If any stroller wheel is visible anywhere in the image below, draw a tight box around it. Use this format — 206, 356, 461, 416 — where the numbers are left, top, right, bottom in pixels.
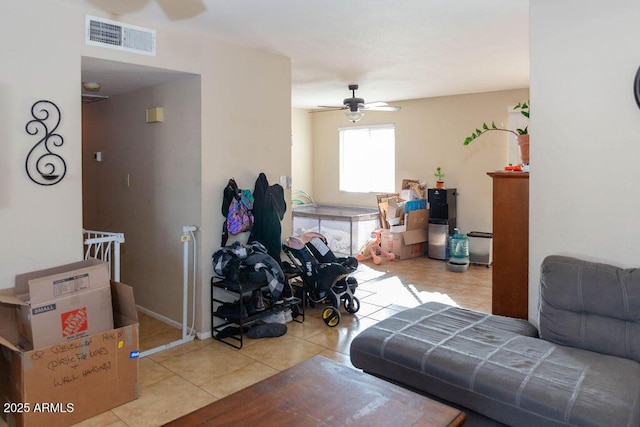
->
322, 307, 341, 327
344, 296, 360, 314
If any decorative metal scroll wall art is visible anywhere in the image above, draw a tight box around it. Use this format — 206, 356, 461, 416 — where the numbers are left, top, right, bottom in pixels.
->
24, 100, 66, 185
635, 66, 640, 110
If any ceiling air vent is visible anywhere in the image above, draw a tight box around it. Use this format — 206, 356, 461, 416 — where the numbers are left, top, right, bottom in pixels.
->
85, 15, 156, 56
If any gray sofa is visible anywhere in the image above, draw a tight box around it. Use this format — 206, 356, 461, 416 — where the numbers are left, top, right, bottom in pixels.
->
350, 255, 640, 426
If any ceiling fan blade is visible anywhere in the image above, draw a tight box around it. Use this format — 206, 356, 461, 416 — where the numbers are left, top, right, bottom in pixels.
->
363, 105, 401, 112
85, 0, 147, 14
157, 0, 207, 20
362, 101, 388, 108
82, 93, 110, 104
316, 105, 348, 111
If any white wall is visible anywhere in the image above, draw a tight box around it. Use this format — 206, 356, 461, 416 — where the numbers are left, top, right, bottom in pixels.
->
311, 89, 529, 235
529, 0, 640, 322
0, 0, 291, 336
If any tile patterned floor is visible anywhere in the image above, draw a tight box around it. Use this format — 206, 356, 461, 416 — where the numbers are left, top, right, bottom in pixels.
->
1, 257, 491, 427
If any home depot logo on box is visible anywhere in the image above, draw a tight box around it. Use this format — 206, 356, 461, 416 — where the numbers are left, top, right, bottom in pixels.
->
61, 307, 89, 337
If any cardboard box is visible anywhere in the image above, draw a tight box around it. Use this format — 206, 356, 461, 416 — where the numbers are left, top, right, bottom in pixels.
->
377, 194, 404, 229
385, 197, 406, 223
380, 208, 429, 259
381, 228, 429, 259
400, 179, 426, 200
405, 208, 428, 231
0, 280, 139, 427
0, 259, 114, 350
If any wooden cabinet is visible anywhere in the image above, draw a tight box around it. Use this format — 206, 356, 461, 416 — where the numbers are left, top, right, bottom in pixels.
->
487, 172, 528, 319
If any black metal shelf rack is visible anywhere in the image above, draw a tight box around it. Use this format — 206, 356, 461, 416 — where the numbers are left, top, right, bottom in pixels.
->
211, 276, 304, 349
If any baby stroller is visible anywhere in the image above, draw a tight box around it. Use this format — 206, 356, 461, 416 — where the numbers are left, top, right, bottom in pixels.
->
282, 231, 359, 327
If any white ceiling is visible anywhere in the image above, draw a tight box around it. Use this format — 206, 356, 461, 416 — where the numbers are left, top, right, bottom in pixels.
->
72, 0, 530, 109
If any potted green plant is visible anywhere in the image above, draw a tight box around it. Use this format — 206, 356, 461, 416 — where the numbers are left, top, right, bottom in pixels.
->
463, 102, 530, 164
434, 166, 445, 188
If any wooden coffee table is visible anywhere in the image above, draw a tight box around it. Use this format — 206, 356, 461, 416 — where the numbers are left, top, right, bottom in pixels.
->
163, 355, 466, 426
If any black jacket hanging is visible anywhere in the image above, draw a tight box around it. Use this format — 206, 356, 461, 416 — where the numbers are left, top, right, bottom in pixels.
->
249, 173, 286, 263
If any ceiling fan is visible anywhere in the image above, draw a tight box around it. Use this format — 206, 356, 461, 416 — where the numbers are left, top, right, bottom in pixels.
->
85, 0, 207, 21
317, 84, 401, 122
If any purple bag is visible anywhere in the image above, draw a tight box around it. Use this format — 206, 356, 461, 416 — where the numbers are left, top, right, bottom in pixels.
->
227, 189, 254, 234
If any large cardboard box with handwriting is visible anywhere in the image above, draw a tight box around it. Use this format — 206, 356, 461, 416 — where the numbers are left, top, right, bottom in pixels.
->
1, 259, 114, 349
0, 280, 139, 427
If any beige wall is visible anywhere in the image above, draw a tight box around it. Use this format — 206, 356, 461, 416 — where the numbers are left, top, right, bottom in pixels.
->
83, 77, 201, 324
291, 108, 314, 208
310, 89, 529, 234
0, 0, 291, 336
0, 0, 83, 286
529, 0, 640, 323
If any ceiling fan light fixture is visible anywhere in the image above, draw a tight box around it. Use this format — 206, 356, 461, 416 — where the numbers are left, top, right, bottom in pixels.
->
83, 81, 101, 92
345, 110, 364, 123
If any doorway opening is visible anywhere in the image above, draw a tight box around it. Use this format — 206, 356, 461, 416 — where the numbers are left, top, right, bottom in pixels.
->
81, 56, 202, 355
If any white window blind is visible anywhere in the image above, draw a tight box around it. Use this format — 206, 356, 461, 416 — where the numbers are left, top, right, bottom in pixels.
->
339, 125, 395, 193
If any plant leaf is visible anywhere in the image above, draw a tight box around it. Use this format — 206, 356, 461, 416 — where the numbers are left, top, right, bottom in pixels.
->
491, 121, 497, 129
482, 123, 489, 130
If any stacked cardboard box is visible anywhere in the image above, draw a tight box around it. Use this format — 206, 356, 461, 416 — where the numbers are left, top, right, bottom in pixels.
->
0, 259, 139, 427
376, 180, 430, 260
399, 179, 426, 201
381, 208, 429, 259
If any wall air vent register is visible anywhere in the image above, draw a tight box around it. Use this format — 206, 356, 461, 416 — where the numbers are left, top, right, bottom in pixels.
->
85, 15, 156, 56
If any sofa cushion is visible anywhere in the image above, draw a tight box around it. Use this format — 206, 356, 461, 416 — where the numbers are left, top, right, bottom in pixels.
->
350, 302, 640, 427
540, 255, 640, 362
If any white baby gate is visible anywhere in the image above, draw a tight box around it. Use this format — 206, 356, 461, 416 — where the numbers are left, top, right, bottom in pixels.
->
83, 229, 125, 281
83, 227, 199, 358
83, 225, 199, 357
